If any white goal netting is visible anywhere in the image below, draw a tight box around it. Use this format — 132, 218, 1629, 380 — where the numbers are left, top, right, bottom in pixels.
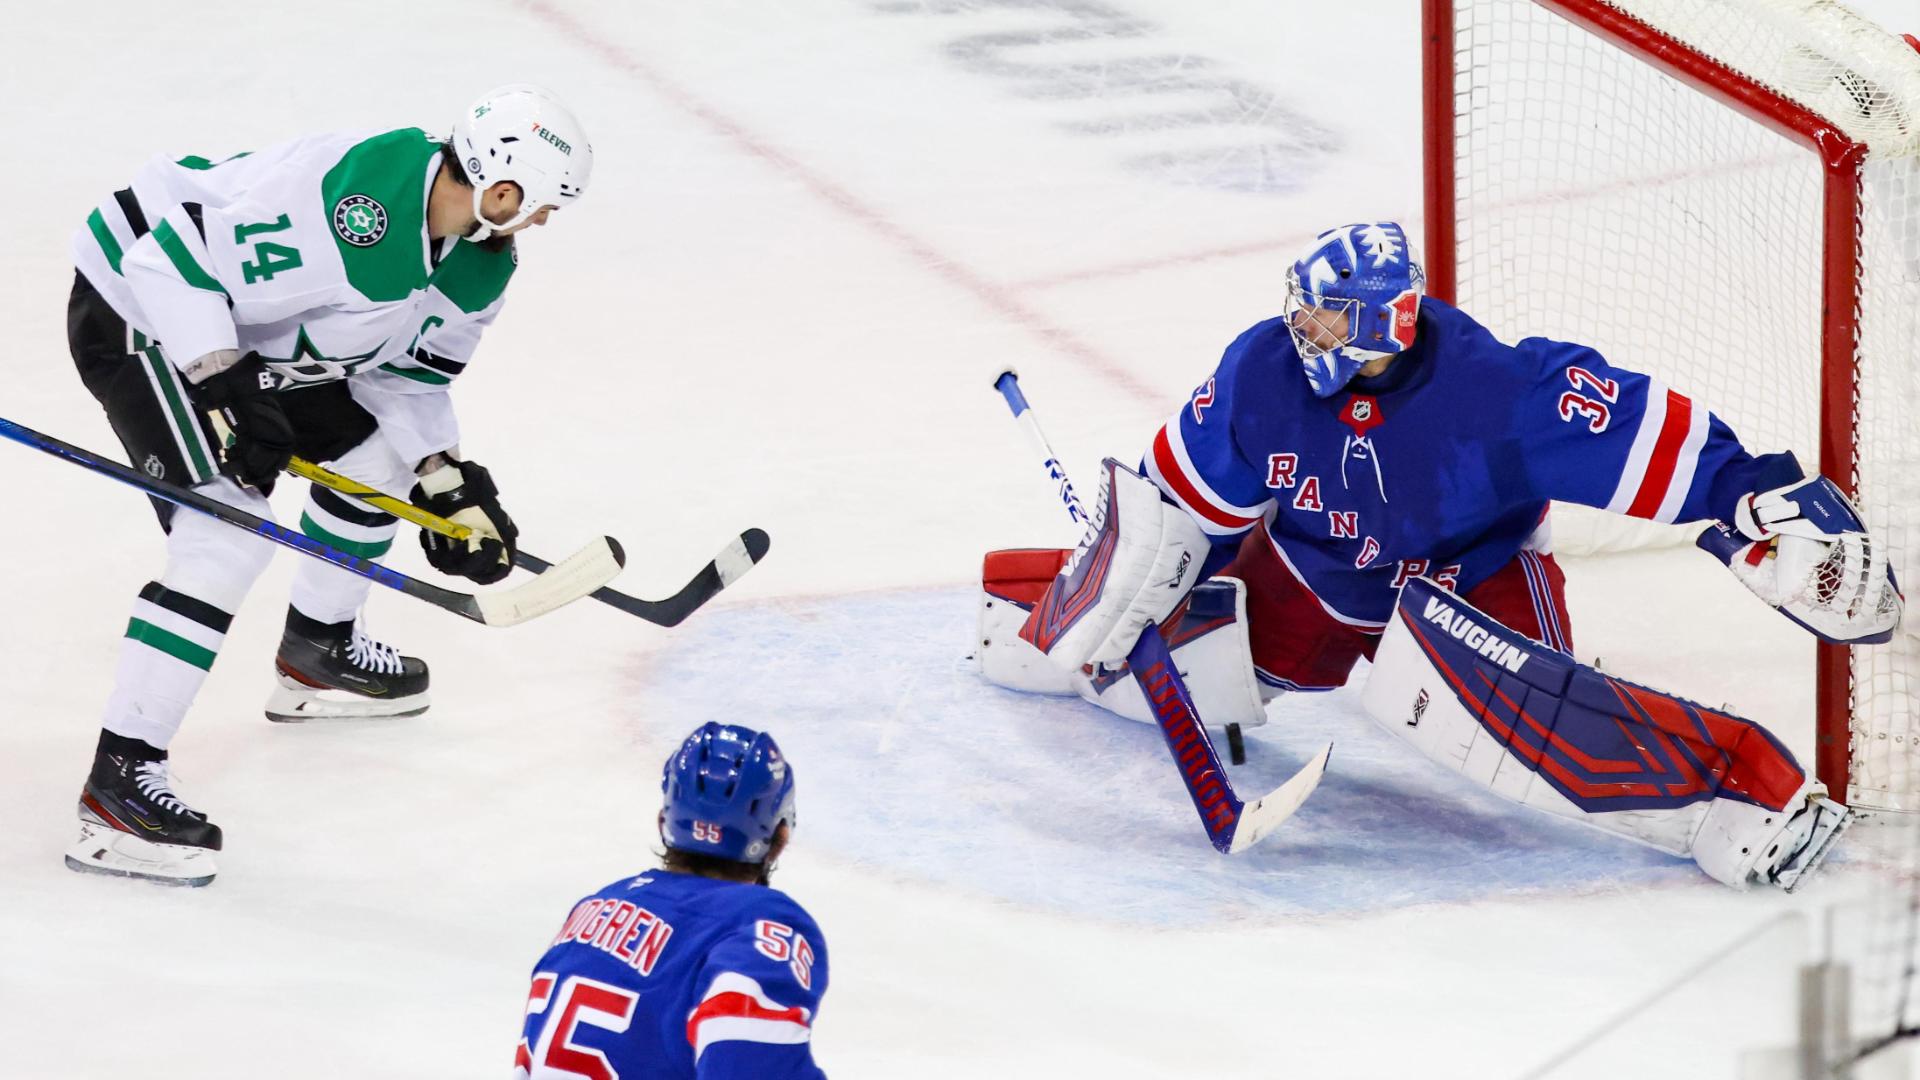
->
1440, 0, 1920, 811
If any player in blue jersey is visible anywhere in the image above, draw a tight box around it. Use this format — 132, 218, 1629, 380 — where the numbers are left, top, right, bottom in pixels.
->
514, 723, 828, 1079
978, 222, 1899, 888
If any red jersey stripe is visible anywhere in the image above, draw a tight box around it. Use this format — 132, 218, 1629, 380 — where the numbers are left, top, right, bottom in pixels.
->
1624, 390, 1694, 519
1151, 426, 1259, 531
685, 990, 810, 1048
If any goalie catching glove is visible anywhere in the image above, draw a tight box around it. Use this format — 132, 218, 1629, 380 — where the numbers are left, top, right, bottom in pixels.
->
1699, 474, 1903, 645
411, 458, 519, 585
1018, 459, 1212, 671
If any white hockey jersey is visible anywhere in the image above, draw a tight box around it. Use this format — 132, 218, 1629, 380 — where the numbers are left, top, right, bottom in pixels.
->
72, 127, 516, 463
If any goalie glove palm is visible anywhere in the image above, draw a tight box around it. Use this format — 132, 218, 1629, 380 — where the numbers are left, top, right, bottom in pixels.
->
411, 459, 519, 585
1702, 475, 1903, 645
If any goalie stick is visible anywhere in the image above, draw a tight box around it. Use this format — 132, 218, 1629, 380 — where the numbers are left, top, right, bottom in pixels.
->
0, 417, 623, 628
285, 456, 770, 628
992, 369, 1331, 854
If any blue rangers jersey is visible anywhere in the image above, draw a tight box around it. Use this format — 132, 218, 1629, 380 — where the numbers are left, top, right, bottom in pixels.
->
1144, 298, 1802, 632
515, 870, 828, 1080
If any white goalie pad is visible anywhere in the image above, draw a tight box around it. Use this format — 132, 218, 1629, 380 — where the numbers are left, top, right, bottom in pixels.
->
1018, 459, 1212, 672
977, 551, 1268, 728
1069, 578, 1269, 730
977, 579, 1077, 695
1361, 578, 1838, 890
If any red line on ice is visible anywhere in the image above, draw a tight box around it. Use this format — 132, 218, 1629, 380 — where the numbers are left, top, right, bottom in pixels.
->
514, 0, 1160, 404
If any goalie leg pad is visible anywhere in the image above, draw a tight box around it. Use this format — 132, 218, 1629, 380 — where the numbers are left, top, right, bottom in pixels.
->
978, 549, 1077, 695
1019, 459, 1211, 671
979, 551, 1268, 726
1363, 577, 1825, 888
1071, 577, 1270, 730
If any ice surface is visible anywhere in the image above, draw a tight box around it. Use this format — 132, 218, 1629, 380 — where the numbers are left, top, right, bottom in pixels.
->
2, 0, 1915, 1077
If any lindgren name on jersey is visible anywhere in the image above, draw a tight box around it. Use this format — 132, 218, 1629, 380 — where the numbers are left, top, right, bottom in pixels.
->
1419, 593, 1528, 674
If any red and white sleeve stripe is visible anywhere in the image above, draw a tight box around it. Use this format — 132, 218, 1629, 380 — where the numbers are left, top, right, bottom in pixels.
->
1602, 381, 1709, 523
1144, 420, 1268, 537
685, 972, 813, 1061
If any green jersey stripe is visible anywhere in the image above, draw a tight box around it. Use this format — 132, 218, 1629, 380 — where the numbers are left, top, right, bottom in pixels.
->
126, 617, 218, 671
152, 220, 229, 296
300, 512, 395, 558
135, 334, 217, 482
87, 209, 125, 274
376, 361, 451, 386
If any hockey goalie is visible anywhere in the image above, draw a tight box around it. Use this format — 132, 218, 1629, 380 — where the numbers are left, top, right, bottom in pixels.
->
979, 221, 1903, 890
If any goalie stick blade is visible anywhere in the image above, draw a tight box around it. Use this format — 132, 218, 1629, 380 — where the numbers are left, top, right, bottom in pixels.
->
470, 537, 625, 627
1226, 742, 1333, 855
511, 528, 769, 627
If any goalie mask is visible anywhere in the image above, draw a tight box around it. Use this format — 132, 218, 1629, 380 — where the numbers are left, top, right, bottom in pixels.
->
1284, 222, 1425, 398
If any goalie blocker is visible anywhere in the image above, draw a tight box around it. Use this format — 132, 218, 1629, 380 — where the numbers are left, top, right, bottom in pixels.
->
1364, 577, 1851, 891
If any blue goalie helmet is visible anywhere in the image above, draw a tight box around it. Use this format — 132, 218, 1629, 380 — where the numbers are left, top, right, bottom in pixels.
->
1283, 222, 1425, 398
660, 722, 797, 863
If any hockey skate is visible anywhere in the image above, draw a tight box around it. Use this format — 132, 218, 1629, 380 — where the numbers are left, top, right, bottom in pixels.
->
66, 733, 221, 887
1763, 790, 1855, 893
265, 608, 430, 722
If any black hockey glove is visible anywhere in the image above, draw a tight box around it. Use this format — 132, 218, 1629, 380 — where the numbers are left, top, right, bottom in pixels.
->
193, 354, 293, 495
410, 459, 519, 585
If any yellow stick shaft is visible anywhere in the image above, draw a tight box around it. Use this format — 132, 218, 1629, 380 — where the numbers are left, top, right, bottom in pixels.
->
285, 456, 474, 541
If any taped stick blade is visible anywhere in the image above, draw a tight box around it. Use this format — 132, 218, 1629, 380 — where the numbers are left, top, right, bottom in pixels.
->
473, 536, 624, 627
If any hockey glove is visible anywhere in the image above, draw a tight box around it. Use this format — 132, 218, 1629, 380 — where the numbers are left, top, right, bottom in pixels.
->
1700, 475, 1903, 644
410, 459, 518, 585
192, 353, 294, 495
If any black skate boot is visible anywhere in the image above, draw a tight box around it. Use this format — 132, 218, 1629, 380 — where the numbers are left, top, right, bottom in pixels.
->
67, 730, 221, 887
265, 607, 430, 722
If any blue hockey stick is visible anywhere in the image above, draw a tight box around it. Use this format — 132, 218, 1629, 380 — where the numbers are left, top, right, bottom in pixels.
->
0, 416, 624, 628
991, 370, 1330, 853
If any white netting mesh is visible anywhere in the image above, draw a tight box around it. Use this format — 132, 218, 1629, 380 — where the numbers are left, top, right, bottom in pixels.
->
1446, 0, 1920, 811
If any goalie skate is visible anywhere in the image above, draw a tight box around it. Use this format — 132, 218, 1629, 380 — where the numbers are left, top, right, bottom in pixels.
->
265, 610, 429, 722
1765, 792, 1855, 894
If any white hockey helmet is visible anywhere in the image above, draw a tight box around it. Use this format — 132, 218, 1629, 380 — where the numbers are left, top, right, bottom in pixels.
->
449, 83, 594, 242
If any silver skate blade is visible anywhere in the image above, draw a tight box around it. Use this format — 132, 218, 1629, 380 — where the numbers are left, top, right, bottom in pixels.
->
66, 821, 216, 887
264, 674, 431, 723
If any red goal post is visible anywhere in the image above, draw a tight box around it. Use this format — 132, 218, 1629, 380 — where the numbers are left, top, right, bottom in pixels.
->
1422, 0, 1920, 811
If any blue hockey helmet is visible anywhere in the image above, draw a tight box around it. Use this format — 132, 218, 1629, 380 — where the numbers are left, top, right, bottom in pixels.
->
660, 722, 796, 863
1283, 222, 1425, 397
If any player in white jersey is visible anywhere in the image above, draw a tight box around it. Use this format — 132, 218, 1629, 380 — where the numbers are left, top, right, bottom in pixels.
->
64, 85, 593, 886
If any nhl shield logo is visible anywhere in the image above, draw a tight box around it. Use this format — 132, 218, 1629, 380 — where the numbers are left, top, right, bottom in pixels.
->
143, 454, 165, 479
332, 194, 388, 247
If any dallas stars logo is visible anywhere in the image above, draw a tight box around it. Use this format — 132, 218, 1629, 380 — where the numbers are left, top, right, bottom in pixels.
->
258, 325, 384, 385
332, 194, 388, 247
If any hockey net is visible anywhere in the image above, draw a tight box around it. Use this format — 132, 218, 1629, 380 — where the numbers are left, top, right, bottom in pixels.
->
1424, 0, 1920, 813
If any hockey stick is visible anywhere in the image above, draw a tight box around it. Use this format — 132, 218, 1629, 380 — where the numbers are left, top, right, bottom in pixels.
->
285, 456, 769, 628
0, 417, 623, 628
992, 369, 1331, 854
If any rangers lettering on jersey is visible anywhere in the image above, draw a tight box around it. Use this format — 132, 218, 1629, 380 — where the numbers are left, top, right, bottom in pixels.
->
1139, 297, 1802, 629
